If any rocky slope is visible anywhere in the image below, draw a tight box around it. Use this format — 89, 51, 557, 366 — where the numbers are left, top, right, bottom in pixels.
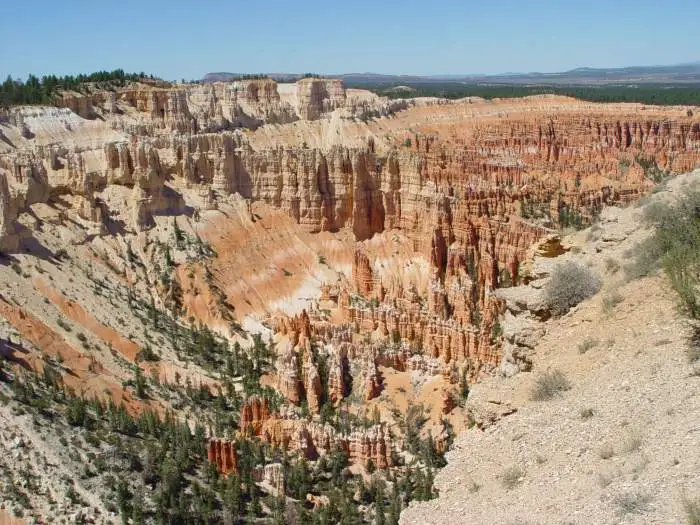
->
401, 171, 700, 524
0, 75, 699, 523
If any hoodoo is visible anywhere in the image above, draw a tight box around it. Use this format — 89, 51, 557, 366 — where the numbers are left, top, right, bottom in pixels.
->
1, 57, 700, 524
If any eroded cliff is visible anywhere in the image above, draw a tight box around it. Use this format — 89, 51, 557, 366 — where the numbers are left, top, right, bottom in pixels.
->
1, 78, 700, 522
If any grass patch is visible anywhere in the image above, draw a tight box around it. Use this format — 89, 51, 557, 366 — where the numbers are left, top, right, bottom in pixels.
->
578, 336, 599, 354
580, 407, 595, 419
682, 494, 700, 525
602, 291, 624, 314
530, 369, 571, 401
498, 465, 525, 490
614, 492, 651, 516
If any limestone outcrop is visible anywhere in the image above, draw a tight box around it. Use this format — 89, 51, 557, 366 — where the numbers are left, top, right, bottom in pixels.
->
295, 78, 346, 120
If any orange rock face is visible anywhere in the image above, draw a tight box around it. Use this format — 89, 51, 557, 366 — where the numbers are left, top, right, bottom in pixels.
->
207, 439, 238, 474
6, 83, 700, 485
325, 345, 348, 406
239, 396, 270, 434
352, 249, 375, 296
258, 418, 394, 469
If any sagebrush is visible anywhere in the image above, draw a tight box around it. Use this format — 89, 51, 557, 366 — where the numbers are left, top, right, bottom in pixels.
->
544, 261, 601, 315
530, 369, 571, 401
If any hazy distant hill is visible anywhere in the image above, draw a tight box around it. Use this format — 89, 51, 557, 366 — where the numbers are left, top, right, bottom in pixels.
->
468, 62, 700, 85
203, 62, 700, 85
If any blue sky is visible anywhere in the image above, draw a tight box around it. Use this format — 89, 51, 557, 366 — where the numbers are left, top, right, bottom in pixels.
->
2, 0, 699, 81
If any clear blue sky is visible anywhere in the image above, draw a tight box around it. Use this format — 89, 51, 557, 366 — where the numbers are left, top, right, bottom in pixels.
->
2, 0, 699, 81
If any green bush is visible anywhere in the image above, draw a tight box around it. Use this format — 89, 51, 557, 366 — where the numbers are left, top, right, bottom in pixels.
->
627, 187, 700, 318
543, 261, 601, 315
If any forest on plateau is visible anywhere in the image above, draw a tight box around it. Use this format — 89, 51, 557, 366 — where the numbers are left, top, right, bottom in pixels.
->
351, 82, 700, 106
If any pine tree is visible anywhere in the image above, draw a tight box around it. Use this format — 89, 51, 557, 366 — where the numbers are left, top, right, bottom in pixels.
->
388, 482, 401, 525
273, 493, 287, 525
116, 479, 132, 524
134, 366, 147, 399
374, 480, 386, 525
224, 473, 242, 519
131, 488, 145, 525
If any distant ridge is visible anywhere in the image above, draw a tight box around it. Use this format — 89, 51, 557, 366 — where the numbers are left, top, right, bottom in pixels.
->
203, 62, 700, 85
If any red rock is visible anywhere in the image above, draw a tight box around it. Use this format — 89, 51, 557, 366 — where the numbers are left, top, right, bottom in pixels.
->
239, 395, 270, 434
207, 439, 238, 474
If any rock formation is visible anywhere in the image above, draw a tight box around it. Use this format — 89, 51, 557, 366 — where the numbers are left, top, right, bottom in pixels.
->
4, 79, 700, 490
239, 396, 271, 434
207, 439, 238, 474
295, 78, 346, 120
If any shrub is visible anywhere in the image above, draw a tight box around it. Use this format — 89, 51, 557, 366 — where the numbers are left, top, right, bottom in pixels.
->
602, 292, 624, 314
682, 494, 700, 525
604, 257, 620, 274
543, 261, 601, 315
686, 325, 700, 362
530, 369, 571, 401
498, 465, 525, 490
578, 337, 599, 354
621, 430, 643, 454
614, 492, 651, 516
580, 407, 594, 419
56, 317, 72, 332
597, 443, 615, 459
627, 187, 700, 318
136, 345, 160, 362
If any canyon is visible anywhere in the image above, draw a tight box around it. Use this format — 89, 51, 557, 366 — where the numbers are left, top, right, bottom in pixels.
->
0, 75, 699, 523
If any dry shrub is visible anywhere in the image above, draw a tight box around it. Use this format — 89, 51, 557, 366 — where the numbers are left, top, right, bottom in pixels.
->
530, 369, 571, 401
498, 465, 525, 490
683, 494, 700, 525
544, 262, 601, 315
